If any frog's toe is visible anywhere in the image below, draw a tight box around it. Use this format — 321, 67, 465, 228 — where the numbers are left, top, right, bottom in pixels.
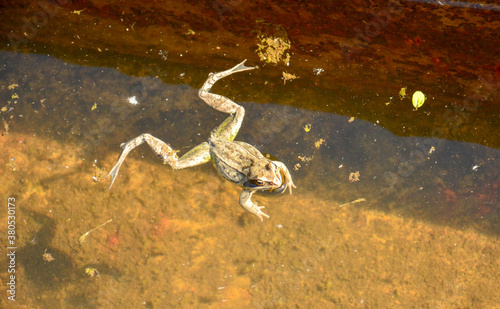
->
256, 206, 270, 222
231, 59, 257, 73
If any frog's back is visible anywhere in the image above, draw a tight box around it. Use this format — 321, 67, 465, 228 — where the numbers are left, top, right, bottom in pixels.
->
208, 138, 244, 185
208, 138, 263, 184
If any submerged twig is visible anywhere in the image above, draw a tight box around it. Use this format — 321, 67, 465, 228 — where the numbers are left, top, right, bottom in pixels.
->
79, 219, 113, 244
338, 198, 366, 208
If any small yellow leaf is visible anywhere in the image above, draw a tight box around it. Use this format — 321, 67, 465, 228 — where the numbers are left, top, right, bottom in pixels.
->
412, 91, 426, 110
91, 103, 97, 111
303, 123, 312, 132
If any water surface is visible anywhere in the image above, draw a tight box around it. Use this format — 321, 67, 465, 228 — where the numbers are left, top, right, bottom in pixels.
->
0, 0, 499, 307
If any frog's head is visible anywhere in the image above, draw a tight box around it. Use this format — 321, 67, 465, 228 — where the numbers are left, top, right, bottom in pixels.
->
243, 160, 296, 195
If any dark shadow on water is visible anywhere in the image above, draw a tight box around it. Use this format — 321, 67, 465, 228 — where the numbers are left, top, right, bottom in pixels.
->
1, 50, 498, 237
17, 210, 74, 290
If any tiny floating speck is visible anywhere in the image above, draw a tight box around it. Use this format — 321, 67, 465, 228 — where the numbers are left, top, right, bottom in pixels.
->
313, 68, 324, 75
127, 96, 139, 105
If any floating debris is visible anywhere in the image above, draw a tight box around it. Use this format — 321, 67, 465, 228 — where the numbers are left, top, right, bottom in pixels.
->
127, 96, 139, 105
85, 267, 100, 278
303, 123, 312, 132
72, 9, 85, 15
349, 171, 360, 182
159, 50, 168, 60
313, 68, 324, 75
255, 23, 291, 65
399, 87, 407, 100
92, 161, 107, 183
315, 138, 326, 149
91, 103, 97, 111
6, 157, 16, 171
282, 72, 298, 84
7, 84, 18, 90
42, 249, 55, 262
412, 91, 426, 110
298, 155, 313, 162
348, 117, 355, 123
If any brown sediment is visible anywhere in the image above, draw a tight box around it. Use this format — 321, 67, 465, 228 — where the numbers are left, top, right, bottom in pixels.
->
1, 131, 499, 307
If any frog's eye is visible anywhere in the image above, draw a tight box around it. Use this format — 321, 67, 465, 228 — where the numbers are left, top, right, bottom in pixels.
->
253, 179, 264, 186
246, 179, 265, 187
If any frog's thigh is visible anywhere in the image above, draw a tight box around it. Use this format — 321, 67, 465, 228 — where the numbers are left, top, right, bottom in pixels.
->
174, 142, 211, 169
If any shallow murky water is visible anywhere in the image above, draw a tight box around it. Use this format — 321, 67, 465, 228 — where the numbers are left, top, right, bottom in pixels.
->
0, 1, 499, 308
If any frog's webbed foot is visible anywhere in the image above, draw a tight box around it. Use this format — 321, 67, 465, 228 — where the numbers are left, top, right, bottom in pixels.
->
108, 133, 210, 189
227, 59, 258, 75
239, 189, 270, 222
108, 133, 177, 189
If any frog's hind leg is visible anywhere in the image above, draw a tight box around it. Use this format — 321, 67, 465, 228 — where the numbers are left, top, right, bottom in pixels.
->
108, 133, 210, 189
199, 60, 257, 140
209, 114, 240, 141
198, 59, 256, 115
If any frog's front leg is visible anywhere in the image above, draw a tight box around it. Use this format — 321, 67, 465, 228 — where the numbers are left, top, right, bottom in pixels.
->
239, 189, 270, 222
108, 133, 210, 189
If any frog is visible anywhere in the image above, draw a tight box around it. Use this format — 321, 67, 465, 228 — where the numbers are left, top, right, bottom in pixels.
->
108, 60, 295, 221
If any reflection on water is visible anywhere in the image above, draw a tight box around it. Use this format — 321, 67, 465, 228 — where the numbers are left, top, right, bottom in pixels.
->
1, 49, 499, 307
404, 0, 500, 11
